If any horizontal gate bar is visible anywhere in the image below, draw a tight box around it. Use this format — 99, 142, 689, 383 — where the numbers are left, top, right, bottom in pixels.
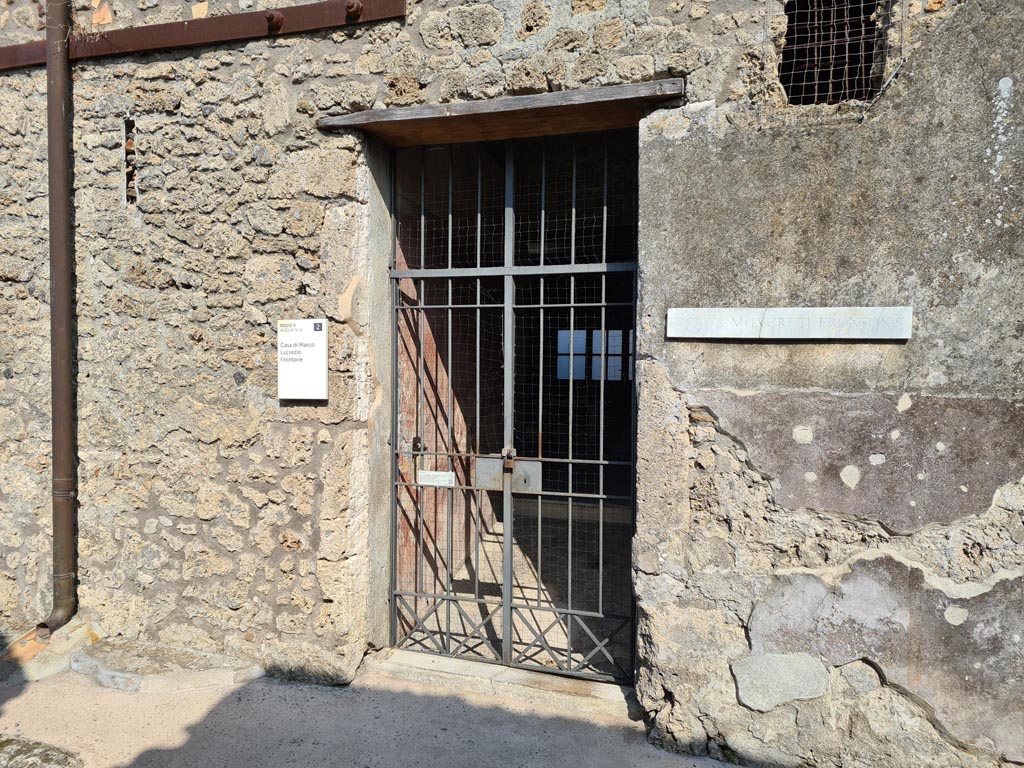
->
394, 482, 632, 502
509, 604, 631, 620
395, 302, 636, 310
390, 262, 638, 279
394, 592, 503, 607
394, 450, 632, 466
397, 591, 628, 621
0, 0, 405, 72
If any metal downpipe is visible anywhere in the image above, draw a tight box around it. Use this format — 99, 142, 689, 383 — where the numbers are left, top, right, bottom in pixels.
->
38, 0, 77, 640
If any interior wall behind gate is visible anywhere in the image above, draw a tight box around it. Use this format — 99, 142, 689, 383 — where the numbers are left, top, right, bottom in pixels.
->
634, 1, 1024, 765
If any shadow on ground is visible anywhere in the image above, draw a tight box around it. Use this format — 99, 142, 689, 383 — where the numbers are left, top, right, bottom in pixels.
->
0, 630, 84, 767
117, 674, 679, 768
0, 643, 798, 768
0, 632, 24, 710
0, 649, 750, 768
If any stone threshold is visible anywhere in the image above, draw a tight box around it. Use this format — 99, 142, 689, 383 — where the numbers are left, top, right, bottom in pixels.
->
361, 649, 641, 717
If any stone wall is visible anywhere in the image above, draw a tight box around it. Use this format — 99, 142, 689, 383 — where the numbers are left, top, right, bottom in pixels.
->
0, 47, 394, 680
0, 69, 49, 628
0, 0, 1017, 765
0, 0, 792, 679
635, 0, 1023, 764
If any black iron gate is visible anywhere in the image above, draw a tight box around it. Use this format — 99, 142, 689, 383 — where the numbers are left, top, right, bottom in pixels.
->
390, 131, 637, 682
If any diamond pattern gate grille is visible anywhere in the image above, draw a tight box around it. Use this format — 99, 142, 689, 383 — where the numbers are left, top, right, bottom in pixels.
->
391, 131, 638, 682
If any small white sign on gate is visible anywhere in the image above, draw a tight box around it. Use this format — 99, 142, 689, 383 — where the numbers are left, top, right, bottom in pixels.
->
277, 318, 328, 400
418, 470, 456, 488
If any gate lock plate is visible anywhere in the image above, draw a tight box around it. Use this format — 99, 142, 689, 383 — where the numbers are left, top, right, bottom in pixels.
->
475, 455, 542, 493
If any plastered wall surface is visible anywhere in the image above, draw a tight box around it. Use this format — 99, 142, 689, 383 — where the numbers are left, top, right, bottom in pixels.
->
636, 0, 1023, 763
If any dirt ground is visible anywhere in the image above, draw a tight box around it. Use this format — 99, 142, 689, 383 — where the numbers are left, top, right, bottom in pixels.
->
0, 655, 729, 768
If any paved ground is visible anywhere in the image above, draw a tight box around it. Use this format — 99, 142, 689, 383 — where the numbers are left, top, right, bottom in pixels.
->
0, 651, 727, 768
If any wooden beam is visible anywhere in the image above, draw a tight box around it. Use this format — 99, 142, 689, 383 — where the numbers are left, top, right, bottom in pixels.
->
316, 79, 684, 145
0, 0, 406, 73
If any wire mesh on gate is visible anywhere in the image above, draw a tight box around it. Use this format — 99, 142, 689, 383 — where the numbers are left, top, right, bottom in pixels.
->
776, 0, 903, 107
390, 133, 639, 681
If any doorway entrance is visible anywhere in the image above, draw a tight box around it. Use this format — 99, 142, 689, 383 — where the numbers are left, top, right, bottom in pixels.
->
390, 130, 638, 682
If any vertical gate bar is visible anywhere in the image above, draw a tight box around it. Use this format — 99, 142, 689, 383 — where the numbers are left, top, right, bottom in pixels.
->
446, 307, 454, 652
390, 145, 400, 647
538, 143, 546, 459
475, 146, 482, 455
540, 141, 546, 267
389, 150, 399, 646
598, 282, 606, 617
474, 149, 483, 610
570, 142, 577, 266
567, 275, 575, 668
602, 135, 608, 264
536, 296, 544, 606
419, 146, 425, 270
538, 294, 544, 461
538, 140, 546, 459
629, 270, 639, 677
536, 298, 544, 607
813, 0, 822, 103
475, 291, 481, 603
445, 147, 454, 652
476, 147, 482, 271
535, 498, 542, 608
416, 148, 426, 606
448, 147, 453, 270
598, 138, 608, 617
501, 141, 515, 666
841, 0, 849, 103
475, 486, 482, 604
537, 138, 546, 611
417, 305, 425, 598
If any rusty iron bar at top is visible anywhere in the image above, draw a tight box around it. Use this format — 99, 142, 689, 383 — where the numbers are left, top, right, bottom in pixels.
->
0, 0, 405, 73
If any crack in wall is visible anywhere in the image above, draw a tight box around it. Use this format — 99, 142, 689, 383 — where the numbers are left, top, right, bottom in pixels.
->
634, 359, 1023, 766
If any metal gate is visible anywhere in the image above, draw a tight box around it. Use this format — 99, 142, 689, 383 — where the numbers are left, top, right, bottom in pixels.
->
390, 131, 637, 682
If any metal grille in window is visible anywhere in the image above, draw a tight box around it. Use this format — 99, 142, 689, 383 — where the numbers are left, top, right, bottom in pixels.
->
779, 0, 898, 105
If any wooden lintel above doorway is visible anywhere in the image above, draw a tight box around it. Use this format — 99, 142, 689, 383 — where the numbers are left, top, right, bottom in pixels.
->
315, 79, 684, 146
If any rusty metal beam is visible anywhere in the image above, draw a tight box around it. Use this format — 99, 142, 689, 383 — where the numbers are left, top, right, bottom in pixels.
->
0, 0, 405, 73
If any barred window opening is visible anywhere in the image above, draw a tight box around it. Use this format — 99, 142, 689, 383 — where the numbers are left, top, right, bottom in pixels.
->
779, 0, 893, 105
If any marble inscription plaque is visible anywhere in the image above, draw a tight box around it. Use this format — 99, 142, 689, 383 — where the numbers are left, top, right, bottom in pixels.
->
666, 307, 913, 341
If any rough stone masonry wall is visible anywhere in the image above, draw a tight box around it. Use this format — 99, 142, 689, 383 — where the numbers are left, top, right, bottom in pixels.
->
0, 0, 818, 677
0, 0, 994, 737
635, 0, 1023, 765
0, 53, 391, 681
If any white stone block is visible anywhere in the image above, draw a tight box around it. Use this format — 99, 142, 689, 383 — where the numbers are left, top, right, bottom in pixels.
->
666, 306, 913, 341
